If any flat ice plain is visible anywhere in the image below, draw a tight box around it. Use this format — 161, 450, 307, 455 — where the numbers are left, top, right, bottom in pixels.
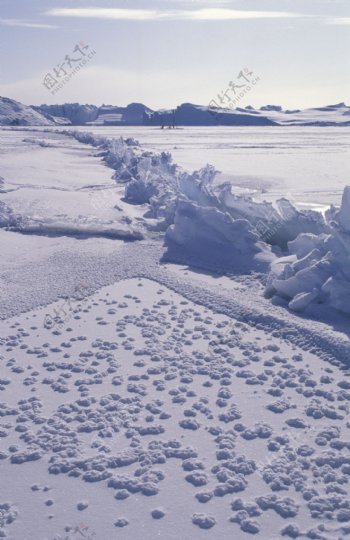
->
0, 126, 349, 540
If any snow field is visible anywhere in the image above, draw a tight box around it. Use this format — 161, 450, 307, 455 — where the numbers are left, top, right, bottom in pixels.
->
0, 279, 350, 539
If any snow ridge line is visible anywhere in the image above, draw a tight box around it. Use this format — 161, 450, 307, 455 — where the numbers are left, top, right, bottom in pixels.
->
1, 242, 349, 369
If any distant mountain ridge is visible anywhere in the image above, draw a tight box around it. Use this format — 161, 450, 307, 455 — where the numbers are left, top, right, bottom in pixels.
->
143, 102, 350, 127
1, 96, 349, 127
33, 102, 153, 126
143, 103, 276, 126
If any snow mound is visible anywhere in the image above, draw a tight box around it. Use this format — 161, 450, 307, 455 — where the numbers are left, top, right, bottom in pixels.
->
64, 129, 340, 274
265, 186, 350, 315
98, 131, 328, 250
66, 130, 218, 231
164, 200, 272, 272
60, 130, 349, 290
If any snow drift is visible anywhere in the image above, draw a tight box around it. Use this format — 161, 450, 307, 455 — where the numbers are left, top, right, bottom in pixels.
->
58, 130, 348, 314
265, 186, 350, 315
80, 130, 275, 271
164, 200, 273, 272
64, 130, 333, 274
216, 185, 328, 248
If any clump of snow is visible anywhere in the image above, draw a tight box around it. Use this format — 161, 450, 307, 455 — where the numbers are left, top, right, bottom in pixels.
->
0, 201, 23, 229
192, 513, 216, 529
265, 186, 350, 316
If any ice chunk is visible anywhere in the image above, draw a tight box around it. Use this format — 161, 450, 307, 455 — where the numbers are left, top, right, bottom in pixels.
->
266, 187, 350, 316
288, 289, 320, 312
217, 186, 327, 248
164, 200, 273, 272
337, 185, 350, 232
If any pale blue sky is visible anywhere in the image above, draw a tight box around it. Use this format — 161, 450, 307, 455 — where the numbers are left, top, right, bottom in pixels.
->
0, 0, 349, 108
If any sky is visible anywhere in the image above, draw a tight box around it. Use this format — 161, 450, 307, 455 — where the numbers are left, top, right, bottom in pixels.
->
0, 0, 349, 109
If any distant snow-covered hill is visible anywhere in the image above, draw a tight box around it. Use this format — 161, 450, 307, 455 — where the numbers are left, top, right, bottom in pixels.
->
144, 102, 350, 127
0, 96, 54, 126
259, 102, 350, 126
1, 96, 349, 126
34, 102, 152, 126
144, 103, 277, 126
33, 103, 99, 125
89, 102, 153, 125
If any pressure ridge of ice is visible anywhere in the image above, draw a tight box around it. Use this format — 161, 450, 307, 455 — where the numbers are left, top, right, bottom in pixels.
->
57, 130, 349, 318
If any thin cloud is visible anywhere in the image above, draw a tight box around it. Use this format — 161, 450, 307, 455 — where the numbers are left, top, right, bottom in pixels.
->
46, 8, 160, 21
0, 18, 58, 29
45, 8, 301, 21
185, 9, 300, 20
327, 17, 350, 24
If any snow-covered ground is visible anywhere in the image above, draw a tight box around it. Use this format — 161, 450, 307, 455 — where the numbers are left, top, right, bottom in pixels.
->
0, 127, 349, 540
0, 130, 144, 240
